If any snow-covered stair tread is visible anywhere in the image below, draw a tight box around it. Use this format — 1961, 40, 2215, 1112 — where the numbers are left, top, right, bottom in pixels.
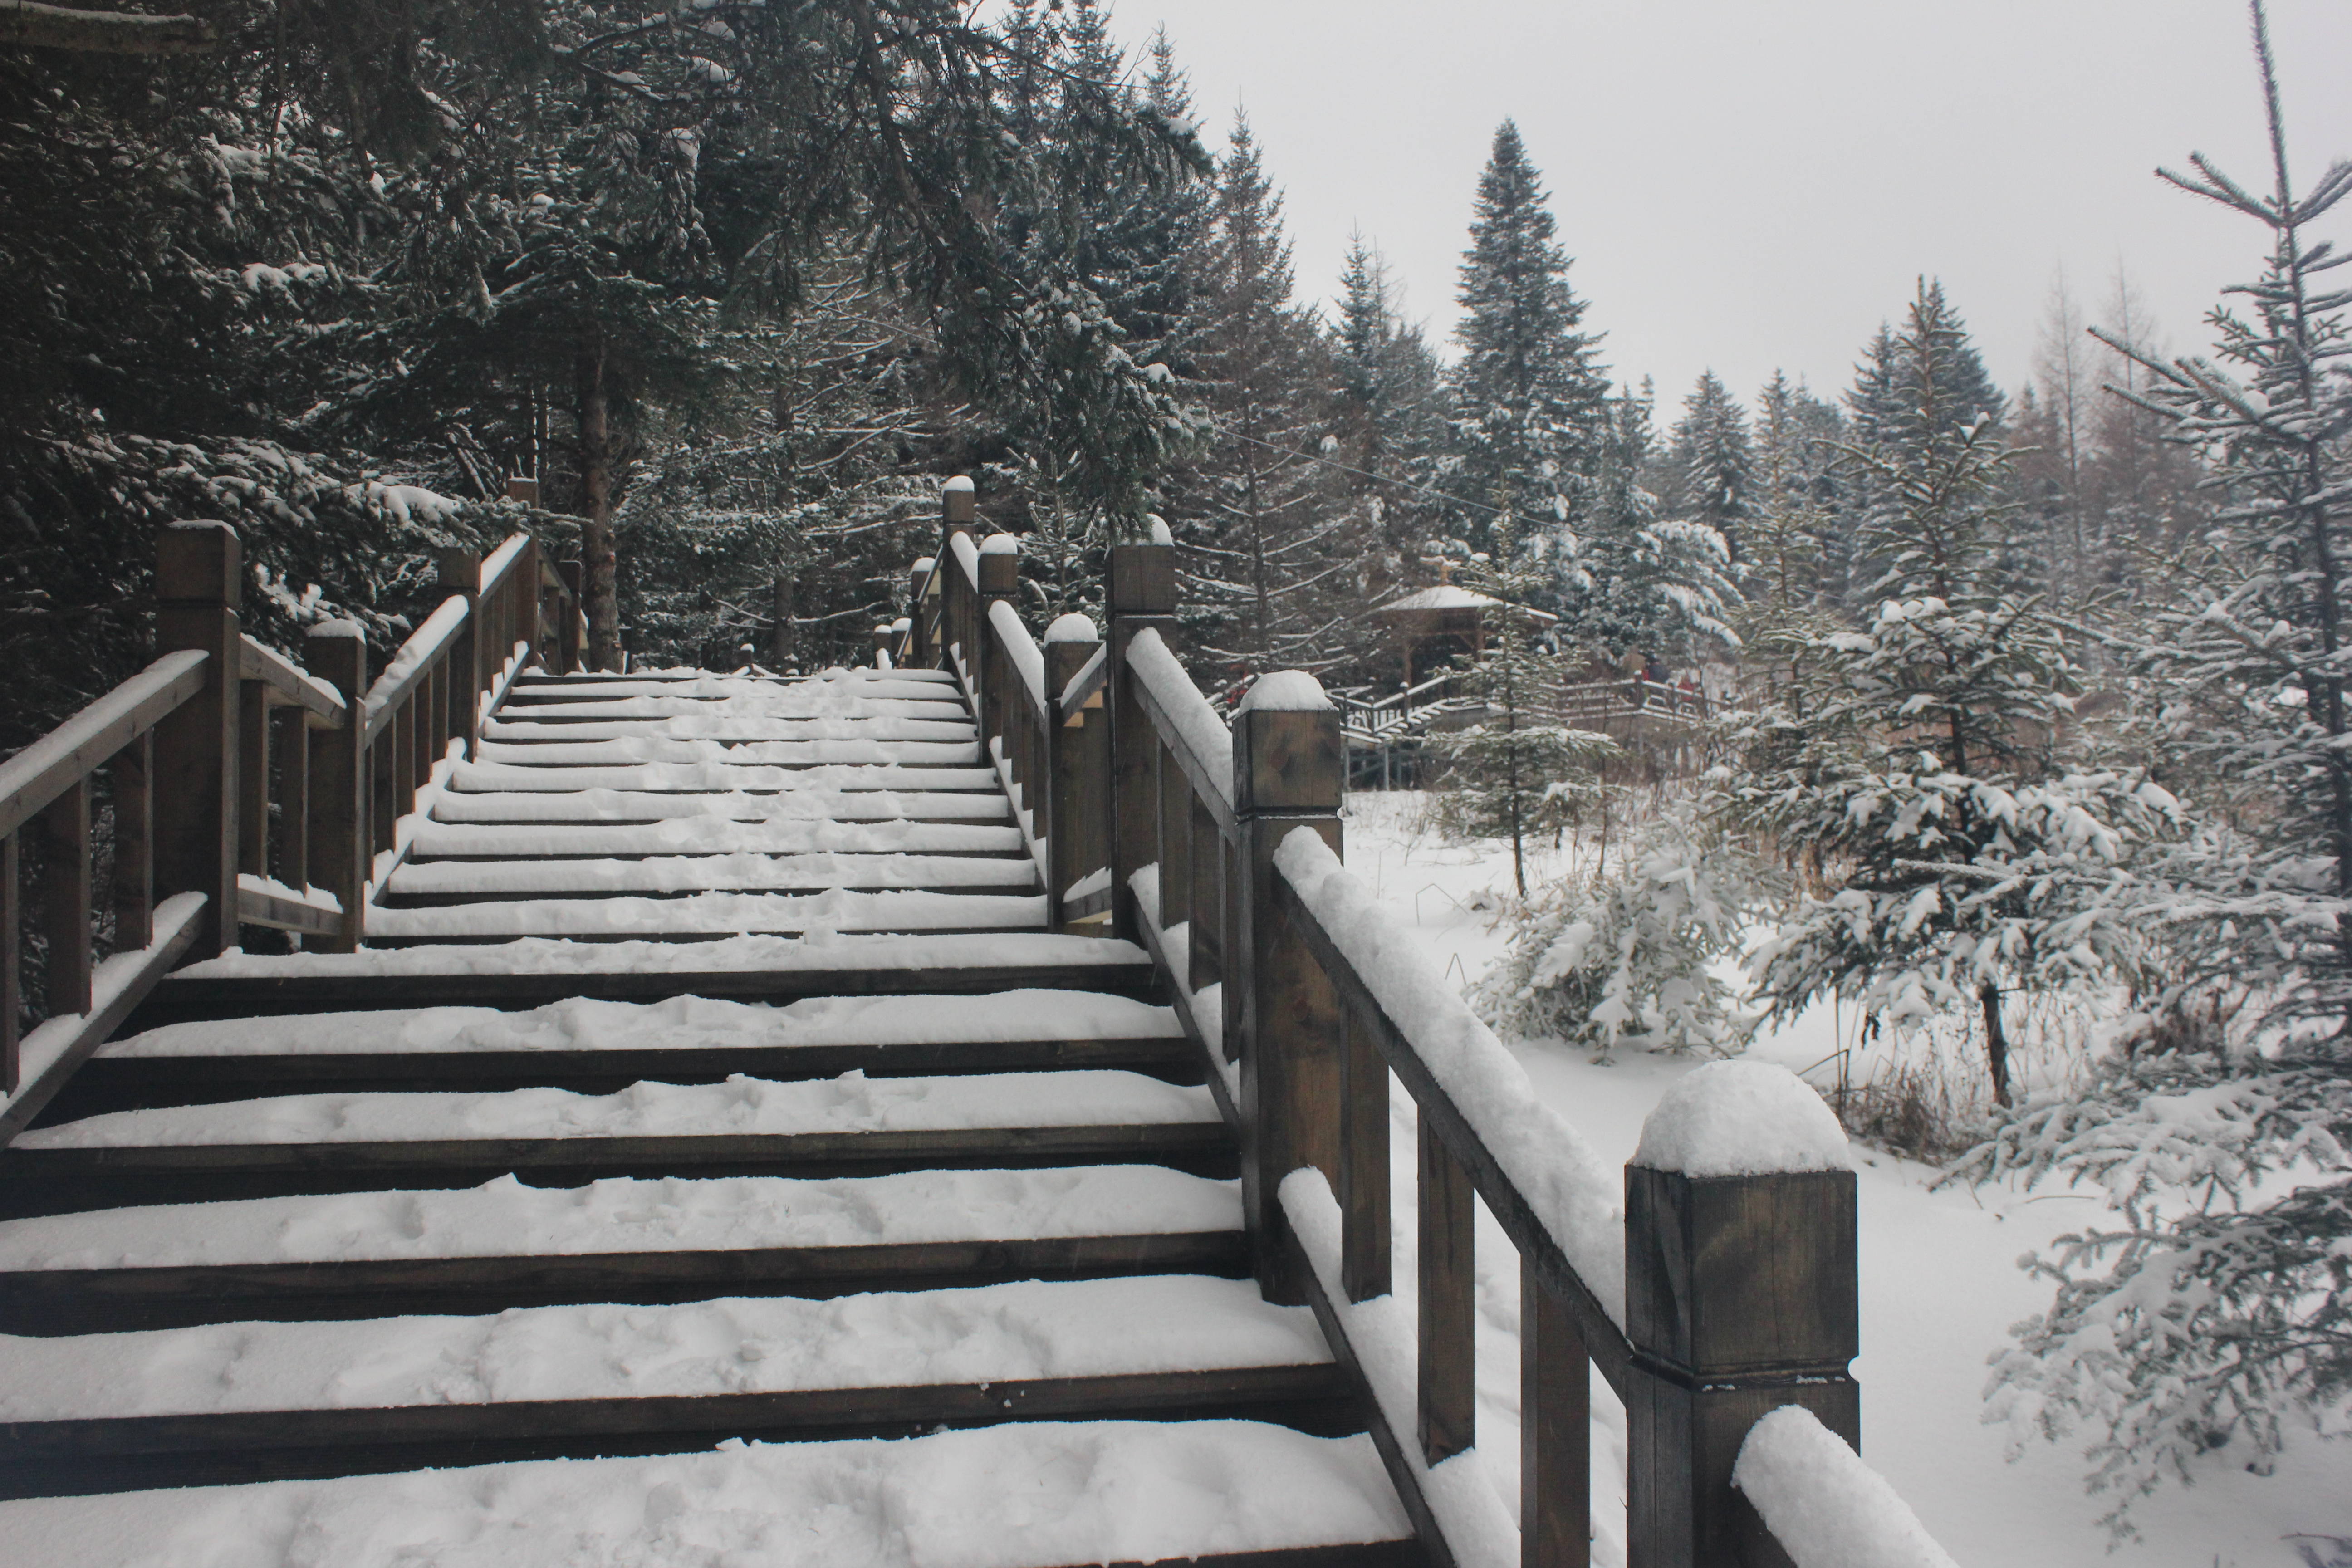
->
172, 932, 1147, 979
0, 1277, 1323, 1422
0, 1421, 1411, 1568
428, 787, 1012, 823
449, 760, 998, 793
484, 714, 977, 742
406, 817, 1026, 858
0, 1166, 1240, 1271
385, 852, 1038, 898
17, 1070, 1216, 1148
476, 737, 986, 767
362, 888, 1047, 940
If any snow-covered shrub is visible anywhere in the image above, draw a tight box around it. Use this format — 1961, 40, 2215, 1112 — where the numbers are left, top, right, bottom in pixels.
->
1474, 810, 1766, 1056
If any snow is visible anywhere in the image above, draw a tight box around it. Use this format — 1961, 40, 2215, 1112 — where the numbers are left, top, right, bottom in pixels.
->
504, 686, 958, 718
1148, 513, 1174, 545
1733, 1406, 1958, 1568
98, 991, 1180, 1061
0, 1421, 1406, 1568
386, 851, 1037, 897
1237, 670, 1333, 714
21, 1069, 1214, 1150
428, 786, 1011, 825
1043, 612, 1098, 644
474, 735, 984, 767
404, 817, 1023, 858
978, 533, 1018, 556
0, 894, 205, 1130
173, 931, 1150, 979
1377, 585, 1512, 615
361, 887, 1048, 939
447, 760, 997, 794
1632, 1061, 1852, 1177
0, 1166, 1239, 1271
1127, 629, 1233, 802
475, 534, 529, 592
942, 474, 975, 494
235, 872, 341, 913
308, 618, 365, 641
1063, 866, 1112, 903
0, 1276, 1319, 1422
1274, 824, 1625, 1323
1059, 643, 1107, 707
988, 598, 1045, 705
950, 530, 980, 585
485, 713, 975, 741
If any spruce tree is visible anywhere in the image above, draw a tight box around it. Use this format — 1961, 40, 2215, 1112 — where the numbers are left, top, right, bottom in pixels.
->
1665, 370, 1756, 561
1568, 382, 1742, 666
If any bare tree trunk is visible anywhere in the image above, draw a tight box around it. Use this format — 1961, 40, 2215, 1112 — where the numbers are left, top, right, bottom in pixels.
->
574, 339, 623, 672
1979, 981, 2012, 1108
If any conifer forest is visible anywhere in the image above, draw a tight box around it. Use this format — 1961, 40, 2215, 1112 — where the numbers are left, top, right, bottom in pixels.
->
3, 0, 2351, 1563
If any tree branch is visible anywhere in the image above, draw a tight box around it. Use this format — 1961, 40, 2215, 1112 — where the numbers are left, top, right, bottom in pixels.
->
0, 0, 214, 54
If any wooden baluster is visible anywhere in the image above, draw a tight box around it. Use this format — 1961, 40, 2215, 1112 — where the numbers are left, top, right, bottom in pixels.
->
113, 733, 152, 951
442, 549, 483, 757
770, 573, 795, 673
307, 624, 369, 952
1418, 1120, 1475, 1465
1157, 739, 1190, 933
1624, 1080, 1860, 1568
237, 679, 269, 880
151, 521, 242, 959
908, 562, 934, 667
41, 779, 91, 1017
371, 706, 395, 856
1106, 530, 1176, 942
1, 831, 16, 1092
1339, 1009, 1391, 1302
1229, 673, 1344, 1303
1044, 623, 1104, 931
1188, 792, 1221, 994
559, 559, 583, 676
392, 690, 415, 820
976, 536, 1017, 760
1524, 1269, 1591, 1568
270, 710, 306, 898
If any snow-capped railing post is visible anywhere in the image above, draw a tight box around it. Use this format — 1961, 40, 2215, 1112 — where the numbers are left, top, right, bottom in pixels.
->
905, 564, 933, 666
1105, 520, 1177, 942
1230, 671, 1344, 1303
152, 521, 243, 960
975, 533, 1020, 772
305, 623, 368, 953
1043, 615, 1108, 931
1623, 1063, 1860, 1568
871, 622, 894, 669
437, 548, 482, 758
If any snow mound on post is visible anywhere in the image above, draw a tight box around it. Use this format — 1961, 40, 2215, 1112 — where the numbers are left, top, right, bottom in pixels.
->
1147, 513, 1173, 544
942, 474, 975, 493
979, 533, 1019, 556
309, 618, 366, 640
1238, 671, 1331, 714
1272, 826, 1624, 1323
1044, 613, 1100, 644
1633, 1061, 1849, 1177
1732, 1406, 1959, 1568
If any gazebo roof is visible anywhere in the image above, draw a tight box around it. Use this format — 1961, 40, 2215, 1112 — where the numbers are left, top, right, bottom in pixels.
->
1375, 585, 1558, 623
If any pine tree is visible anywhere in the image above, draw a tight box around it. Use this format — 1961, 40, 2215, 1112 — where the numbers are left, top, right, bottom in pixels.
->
1446, 121, 1610, 562
1565, 382, 1742, 666
1665, 371, 1756, 561
1966, 8, 2352, 1519
1328, 235, 1449, 577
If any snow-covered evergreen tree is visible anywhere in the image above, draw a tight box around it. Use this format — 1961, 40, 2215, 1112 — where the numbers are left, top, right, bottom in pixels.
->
1565, 383, 1743, 666
1665, 371, 1756, 561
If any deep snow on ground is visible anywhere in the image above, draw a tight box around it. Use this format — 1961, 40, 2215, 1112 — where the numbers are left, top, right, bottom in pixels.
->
1338, 788, 2352, 1568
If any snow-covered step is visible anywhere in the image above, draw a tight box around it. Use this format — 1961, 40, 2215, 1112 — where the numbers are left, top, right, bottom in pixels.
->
404, 816, 1028, 861
482, 714, 979, 743
1, 1068, 1230, 1215
0, 1420, 1413, 1565
446, 760, 1000, 794
64, 992, 1192, 1117
474, 736, 986, 768
135, 934, 1159, 1026
0, 1278, 1348, 1497
361, 887, 1049, 944
0, 1166, 1247, 1334
428, 786, 1013, 824
382, 851, 1039, 903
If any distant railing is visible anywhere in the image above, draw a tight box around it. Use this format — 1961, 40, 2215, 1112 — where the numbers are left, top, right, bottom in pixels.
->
896, 479, 1950, 1568
0, 520, 581, 1140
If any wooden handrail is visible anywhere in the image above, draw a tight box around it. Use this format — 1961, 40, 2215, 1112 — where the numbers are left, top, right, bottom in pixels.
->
477, 532, 531, 598
1058, 643, 1108, 720
361, 594, 468, 745
0, 650, 206, 838
987, 598, 1047, 720
239, 635, 346, 726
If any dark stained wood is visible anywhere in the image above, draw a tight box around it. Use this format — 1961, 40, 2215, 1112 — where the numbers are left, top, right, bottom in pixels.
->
1188, 791, 1221, 994
39, 779, 91, 1018
303, 627, 369, 953
1416, 1119, 1475, 1466
1339, 1010, 1391, 1304
2, 831, 16, 1093
1523, 1270, 1590, 1568
1158, 736, 1191, 929
150, 521, 242, 958
233, 882, 342, 938
236, 677, 269, 879
0, 1122, 1236, 1217
0, 1228, 1252, 1335
269, 706, 306, 895
0, 1363, 1359, 1499
110, 733, 153, 952
440, 548, 483, 758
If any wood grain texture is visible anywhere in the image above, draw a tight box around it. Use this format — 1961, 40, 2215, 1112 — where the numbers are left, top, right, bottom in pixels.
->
1416, 1120, 1474, 1467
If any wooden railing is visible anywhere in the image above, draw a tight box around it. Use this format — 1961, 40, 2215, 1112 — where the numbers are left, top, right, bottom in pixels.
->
1, 519, 580, 1140
897, 478, 1952, 1568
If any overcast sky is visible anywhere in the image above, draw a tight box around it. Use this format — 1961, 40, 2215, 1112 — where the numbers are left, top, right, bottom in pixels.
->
1127, 0, 2352, 417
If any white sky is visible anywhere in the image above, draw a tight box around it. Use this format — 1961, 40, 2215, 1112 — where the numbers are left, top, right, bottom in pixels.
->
1128, 0, 2352, 416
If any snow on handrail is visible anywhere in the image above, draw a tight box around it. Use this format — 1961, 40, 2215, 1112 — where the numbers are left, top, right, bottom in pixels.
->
0, 650, 208, 838
362, 594, 469, 742
1273, 823, 1627, 1330
239, 635, 345, 725
1733, 1406, 1960, 1568
988, 598, 1046, 714
476, 532, 530, 597
1058, 642, 1108, 717
949, 529, 981, 588
1126, 627, 1233, 813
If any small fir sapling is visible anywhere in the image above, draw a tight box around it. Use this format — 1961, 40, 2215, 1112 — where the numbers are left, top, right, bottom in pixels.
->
1964, 1, 2352, 1529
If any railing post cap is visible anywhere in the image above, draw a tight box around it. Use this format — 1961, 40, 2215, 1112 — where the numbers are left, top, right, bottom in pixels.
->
156, 520, 242, 608
943, 476, 977, 527
1632, 1061, 1850, 1179
306, 619, 368, 641
978, 533, 1020, 556
912, 557, 935, 573
943, 475, 975, 494
1147, 514, 1173, 545
892, 617, 912, 634
1236, 670, 1332, 715
1044, 612, 1101, 645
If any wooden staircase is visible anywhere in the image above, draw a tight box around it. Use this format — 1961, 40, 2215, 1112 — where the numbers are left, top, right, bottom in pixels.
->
0, 662, 1412, 1564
